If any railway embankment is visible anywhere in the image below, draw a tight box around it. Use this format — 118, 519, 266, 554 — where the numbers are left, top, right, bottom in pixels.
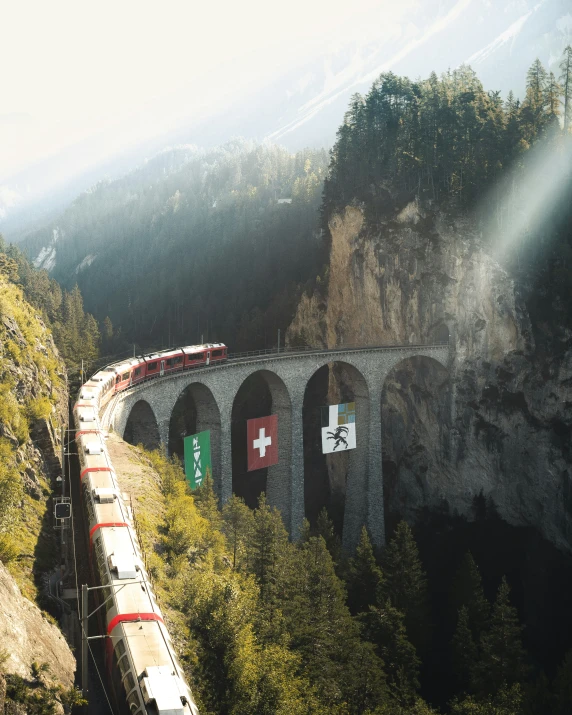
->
104, 433, 193, 661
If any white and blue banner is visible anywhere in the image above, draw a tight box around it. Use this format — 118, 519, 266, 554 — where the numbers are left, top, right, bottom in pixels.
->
321, 402, 356, 453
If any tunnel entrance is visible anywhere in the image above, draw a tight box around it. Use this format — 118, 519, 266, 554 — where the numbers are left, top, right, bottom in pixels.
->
123, 400, 160, 450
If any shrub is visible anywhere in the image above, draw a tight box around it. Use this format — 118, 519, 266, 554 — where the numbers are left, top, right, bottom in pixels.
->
27, 396, 52, 422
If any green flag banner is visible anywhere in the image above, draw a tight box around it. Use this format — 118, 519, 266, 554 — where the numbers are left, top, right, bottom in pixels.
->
183, 430, 212, 490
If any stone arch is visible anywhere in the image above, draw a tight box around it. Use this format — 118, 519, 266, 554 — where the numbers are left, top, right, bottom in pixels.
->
123, 399, 160, 450
380, 354, 450, 537
303, 360, 370, 551
168, 382, 222, 486
231, 369, 292, 523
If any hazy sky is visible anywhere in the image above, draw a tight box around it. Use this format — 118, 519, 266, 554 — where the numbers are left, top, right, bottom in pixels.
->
1, 0, 420, 182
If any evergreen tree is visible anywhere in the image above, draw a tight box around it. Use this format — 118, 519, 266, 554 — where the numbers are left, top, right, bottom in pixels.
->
522, 58, 549, 139
193, 470, 222, 530
381, 521, 429, 652
346, 525, 384, 614
362, 600, 421, 708
451, 606, 478, 692
450, 683, 523, 715
222, 495, 254, 570
544, 72, 563, 122
284, 535, 387, 713
560, 45, 572, 132
451, 552, 490, 640
315, 507, 342, 565
102, 316, 114, 353
473, 577, 528, 696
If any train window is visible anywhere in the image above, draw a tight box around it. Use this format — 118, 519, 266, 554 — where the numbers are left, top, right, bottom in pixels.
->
118, 652, 130, 678
127, 690, 140, 712
122, 372, 130, 381
212, 349, 222, 357
123, 671, 136, 694
174, 356, 182, 364
193, 353, 204, 361
166, 358, 172, 367
116, 376, 121, 384
134, 367, 141, 377
115, 639, 126, 660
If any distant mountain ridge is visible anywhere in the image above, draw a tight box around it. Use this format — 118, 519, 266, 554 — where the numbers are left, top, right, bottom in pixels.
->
2, 0, 569, 238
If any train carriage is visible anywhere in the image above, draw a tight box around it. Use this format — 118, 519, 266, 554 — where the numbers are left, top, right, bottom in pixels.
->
73, 342, 228, 713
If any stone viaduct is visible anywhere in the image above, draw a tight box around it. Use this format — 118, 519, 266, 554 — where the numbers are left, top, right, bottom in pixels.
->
101, 345, 450, 550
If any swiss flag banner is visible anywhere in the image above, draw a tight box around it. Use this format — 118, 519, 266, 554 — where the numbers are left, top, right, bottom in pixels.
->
247, 415, 278, 472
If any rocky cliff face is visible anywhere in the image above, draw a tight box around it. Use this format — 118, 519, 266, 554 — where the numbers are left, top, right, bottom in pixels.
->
287, 203, 572, 553
0, 277, 75, 695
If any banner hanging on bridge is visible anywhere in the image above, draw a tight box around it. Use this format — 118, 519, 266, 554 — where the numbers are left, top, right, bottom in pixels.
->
321, 402, 356, 453
247, 415, 278, 471
183, 430, 212, 490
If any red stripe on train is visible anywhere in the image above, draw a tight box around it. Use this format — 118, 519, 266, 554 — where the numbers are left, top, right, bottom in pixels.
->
107, 612, 163, 635
80, 466, 113, 481
89, 522, 129, 548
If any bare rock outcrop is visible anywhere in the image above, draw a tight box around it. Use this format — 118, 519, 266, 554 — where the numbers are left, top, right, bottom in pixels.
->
0, 562, 75, 688
287, 203, 572, 552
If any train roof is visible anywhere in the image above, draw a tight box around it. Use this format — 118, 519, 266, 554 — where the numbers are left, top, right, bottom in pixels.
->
181, 343, 226, 354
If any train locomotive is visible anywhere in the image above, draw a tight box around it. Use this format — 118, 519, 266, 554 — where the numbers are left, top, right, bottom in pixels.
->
74, 343, 227, 714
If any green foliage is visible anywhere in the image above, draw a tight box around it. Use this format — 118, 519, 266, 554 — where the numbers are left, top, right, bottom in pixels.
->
27, 396, 53, 421
472, 578, 529, 696
1, 238, 100, 375
451, 552, 490, 640
4, 672, 87, 714
450, 683, 524, 714
452, 606, 479, 692
362, 600, 421, 707
19, 143, 329, 353
0, 438, 23, 537
381, 521, 429, 653
346, 526, 384, 614
222, 495, 255, 570
324, 52, 572, 223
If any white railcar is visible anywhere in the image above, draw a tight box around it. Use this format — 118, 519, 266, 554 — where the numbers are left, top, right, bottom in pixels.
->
73, 382, 198, 715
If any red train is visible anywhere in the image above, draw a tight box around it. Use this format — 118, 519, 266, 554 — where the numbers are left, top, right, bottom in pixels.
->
87, 343, 228, 402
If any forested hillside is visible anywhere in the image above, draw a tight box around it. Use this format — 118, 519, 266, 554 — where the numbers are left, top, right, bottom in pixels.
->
1, 236, 101, 378
129, 448, 572, 715
324, 54, 571, 213
22, 142, 329, 353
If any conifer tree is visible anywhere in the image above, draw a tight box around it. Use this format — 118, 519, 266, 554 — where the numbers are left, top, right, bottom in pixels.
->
362, 600, 421, 707
193, 470, 222, 530
473, 577, 528, 696
544, 72, 563, 121
523, 58, 549, 139
222, 495, 254, 570
451, 606, 478, 692
560, 45, 572, 132
346, 525, 384, 614
381, 521, 429, 652
315, 507, 342, 564
451, 552, 490, 640
284, 535, 387, 712
450, 683, 523, 715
